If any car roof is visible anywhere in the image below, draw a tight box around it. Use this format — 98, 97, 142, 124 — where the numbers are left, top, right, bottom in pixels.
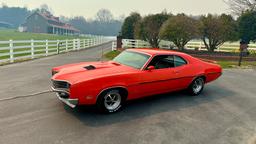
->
127, 48, 187, 56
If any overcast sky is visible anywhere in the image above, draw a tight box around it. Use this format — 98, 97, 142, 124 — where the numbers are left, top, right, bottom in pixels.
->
1, 0, 229, 18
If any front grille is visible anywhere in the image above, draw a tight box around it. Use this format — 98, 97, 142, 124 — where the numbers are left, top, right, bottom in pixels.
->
52, 80, 70, 89
52, 80, 70, 99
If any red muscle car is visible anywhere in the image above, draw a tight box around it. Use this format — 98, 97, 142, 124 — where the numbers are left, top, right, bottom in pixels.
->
51, 48, 222, 113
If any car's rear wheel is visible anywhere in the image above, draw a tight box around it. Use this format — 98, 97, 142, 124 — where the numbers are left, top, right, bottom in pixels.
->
188, 77, 205, 96
96, 89, 126, 113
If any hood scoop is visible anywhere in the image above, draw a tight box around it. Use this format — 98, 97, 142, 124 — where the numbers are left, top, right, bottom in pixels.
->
84, 65, 96, 70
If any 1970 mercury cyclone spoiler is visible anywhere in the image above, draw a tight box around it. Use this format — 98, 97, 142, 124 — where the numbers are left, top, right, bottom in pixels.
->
51, 48, 222, 113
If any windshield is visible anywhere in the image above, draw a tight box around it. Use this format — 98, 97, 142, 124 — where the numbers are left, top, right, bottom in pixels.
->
113, 51, 150, 69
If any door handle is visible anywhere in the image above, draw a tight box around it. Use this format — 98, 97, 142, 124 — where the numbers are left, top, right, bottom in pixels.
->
174, 71, 180, 74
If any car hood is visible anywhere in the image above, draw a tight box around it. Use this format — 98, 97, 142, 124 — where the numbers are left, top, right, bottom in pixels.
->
52, 61, 136, 84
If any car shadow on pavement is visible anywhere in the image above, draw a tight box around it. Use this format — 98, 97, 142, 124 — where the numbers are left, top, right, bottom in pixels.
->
64, 84, 235, 127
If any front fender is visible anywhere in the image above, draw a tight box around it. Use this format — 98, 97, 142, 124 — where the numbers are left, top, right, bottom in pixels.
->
70, 74, 131, 105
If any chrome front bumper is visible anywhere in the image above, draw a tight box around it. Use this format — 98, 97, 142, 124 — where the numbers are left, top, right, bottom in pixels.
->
51, 87, 78, 108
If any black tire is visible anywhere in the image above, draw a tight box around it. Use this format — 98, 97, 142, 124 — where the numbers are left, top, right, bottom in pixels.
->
187, 77, 205, 96
96, 89, 126, 113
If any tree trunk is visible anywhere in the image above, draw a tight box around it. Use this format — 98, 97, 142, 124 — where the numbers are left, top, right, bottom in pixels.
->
149, 38, 159, 48
209, 44, 215, 52
202, 38, 210, 51
173, 40, 185, 51
178, 45, 184, 51
202, 37, 217, 52
179, 43, 185, 51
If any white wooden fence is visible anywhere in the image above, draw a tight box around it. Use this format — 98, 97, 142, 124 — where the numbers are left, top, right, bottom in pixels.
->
112, 39, 171, 50
112, 39, 256, 53
0, 37, 110, 64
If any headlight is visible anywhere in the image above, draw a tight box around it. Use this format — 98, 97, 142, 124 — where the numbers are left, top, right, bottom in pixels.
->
52, 80, 70, 89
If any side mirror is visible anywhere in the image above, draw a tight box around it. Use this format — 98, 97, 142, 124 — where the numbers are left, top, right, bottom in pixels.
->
147, 66, 155, 71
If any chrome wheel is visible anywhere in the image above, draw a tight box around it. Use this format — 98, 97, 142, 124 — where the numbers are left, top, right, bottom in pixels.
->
104, 90, 121, 111
192, 78, 204, 94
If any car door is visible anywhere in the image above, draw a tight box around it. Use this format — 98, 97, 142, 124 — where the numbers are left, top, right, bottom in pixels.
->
133, 55, 178, 98
171, 55, 193, 90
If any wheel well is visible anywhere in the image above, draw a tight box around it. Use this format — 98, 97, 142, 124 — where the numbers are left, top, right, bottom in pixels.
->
97, 87, 128, 100
199, 75, 206, 82
190, 75, 206, 86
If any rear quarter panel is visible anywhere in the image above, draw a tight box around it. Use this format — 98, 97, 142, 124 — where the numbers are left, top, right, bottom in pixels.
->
182, 55, 222, 85
204, 62, 222, 83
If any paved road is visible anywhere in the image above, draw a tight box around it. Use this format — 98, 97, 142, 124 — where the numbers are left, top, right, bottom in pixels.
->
0, 43, 256, 144
0, 43, 112, 99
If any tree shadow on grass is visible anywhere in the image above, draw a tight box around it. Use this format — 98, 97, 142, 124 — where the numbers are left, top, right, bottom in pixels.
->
64, 84, 235, 127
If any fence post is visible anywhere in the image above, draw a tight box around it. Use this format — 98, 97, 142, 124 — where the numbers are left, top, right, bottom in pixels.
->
112, 41, 116, 51
86, 39, 89, 48
57, 40, 60, 54
9, 39, 14, 63
85, 39, 87, 48
83, 39, 86, 48
46, 40, 48, 56
199, 41, 202, 51
31, 39, 34, 59
77, 39, 80, 50
73, 39, 76, 50
65, 40, 68, 52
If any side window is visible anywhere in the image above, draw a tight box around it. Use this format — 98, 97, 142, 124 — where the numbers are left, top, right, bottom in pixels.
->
148, 55, 175, 69
174, 56, 187, 67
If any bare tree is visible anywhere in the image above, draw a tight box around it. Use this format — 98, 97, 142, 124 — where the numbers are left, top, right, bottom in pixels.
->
1, 2, 7, 7
199, 14, 238, 52
37, 4, 54, 14
95, 9, 114, 23
225, 0, 256, 15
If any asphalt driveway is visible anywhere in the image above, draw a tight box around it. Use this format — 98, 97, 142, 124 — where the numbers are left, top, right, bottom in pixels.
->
0, 43, 256, 144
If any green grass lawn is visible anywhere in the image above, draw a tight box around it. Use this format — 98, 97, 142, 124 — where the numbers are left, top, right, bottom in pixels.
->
0, 29, 80, 41
104, 50, 256, 69
217, 61, 256, 69
104, 50, 121, 60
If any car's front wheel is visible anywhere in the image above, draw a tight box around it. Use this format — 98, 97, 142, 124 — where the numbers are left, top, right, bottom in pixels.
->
188, 77, 205, 96
97, 89, 125, 113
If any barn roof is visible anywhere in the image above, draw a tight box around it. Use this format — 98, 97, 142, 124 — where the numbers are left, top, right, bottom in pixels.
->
34, 12, 80, 32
